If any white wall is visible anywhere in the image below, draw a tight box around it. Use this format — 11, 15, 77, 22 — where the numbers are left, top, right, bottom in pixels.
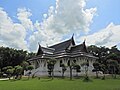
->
25, 57, 96, 77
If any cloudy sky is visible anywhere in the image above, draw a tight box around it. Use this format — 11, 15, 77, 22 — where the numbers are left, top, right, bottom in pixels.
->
0, 0, 120, 52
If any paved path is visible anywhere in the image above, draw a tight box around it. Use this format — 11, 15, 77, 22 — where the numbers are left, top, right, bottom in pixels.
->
0, 77, 13, 81
0, 78, 9, 81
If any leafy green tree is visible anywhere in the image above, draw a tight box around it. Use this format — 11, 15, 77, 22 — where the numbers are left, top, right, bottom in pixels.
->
61, 63, 67, 78
100, 64, 106, 80
21, 61, 29, 75
107, 60, 119, 79
47, 58, 56, 79
81, 61, 90, 81
67, 60, 74, 80
0, 47, 35, 68
6, 68, 14, 80
93, 62, 101, 78
73, 64, 81, 77
88, 45, 120, 75
14, 65, 23, 80
81, 62, 89, 77
2, 66, 13, 79
2, 66, 13, 74
0, 47, 28, 68
27, 65, 34, 80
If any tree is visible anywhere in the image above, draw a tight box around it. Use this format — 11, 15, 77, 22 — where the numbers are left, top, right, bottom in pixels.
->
6, 68, 14, 80
100, 64, 106, 80
0, 47, 36, 69
68, 60, 81, 80
21, 61, 29, 75
81, 61, 90, 81
47, 58, 56, 79
93, 62, 101, 78
14, 65, 23, 80
27, 65, 34, 80
88, 45, 120, 75
2, 66, 14, 80
61, 63, 67, 78
67, 60, 74, 80
107, 60, 119, 79
73, 64, 81, 77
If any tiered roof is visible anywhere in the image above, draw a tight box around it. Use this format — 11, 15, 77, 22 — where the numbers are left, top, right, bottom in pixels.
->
28, 36, 97, 61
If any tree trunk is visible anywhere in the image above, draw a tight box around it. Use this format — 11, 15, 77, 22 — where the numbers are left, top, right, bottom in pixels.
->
76, 72, 78, 77
114, 67, 116, 79
96, 71, 99, 78
70, 66, 72, 80
111, 69, 114, 78
62, 71, 64, 78
103, 74, 105, 79
28, 75, 30, 80
20, 74, 22, 80
28, 71, 31, 80
8, 75, 11, 80
85, 66, 88, 77
52, 70, 54, 80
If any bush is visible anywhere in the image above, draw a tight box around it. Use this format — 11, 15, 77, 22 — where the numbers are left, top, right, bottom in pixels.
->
83, 76, 92, 82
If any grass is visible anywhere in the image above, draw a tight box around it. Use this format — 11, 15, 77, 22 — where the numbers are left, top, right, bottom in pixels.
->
0, 77, 120, 90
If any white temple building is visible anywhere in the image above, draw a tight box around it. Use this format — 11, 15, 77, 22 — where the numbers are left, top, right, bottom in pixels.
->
27, 36, 98, 77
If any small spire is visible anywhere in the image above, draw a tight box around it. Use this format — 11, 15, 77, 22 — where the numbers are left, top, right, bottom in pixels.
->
36, 42, 43, 55
72, 33, 74, 39
83, 38, 86, 43
71, 33, 75, 45
82, 38, 88, 53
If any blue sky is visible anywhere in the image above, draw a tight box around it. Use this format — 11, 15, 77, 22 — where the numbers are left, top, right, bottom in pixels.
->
86, 0, 120, 34
0, 0, 55, 23
0, 0, 120, 51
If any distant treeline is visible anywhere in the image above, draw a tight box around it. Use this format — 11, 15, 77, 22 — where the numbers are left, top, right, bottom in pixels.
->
0, 46, 35, 69
88, 45, 120, 64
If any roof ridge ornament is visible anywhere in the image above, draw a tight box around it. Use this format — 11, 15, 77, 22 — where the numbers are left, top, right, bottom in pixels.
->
71, 33, 74, 39
83, 38, 86, 43
36, 42, 43, 55
71, 33, 75, 45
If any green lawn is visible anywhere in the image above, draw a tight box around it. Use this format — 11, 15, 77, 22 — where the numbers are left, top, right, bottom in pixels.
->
0, 78, 120, 90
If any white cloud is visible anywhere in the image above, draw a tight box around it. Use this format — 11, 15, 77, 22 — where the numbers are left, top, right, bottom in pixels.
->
0, 0, 97, 52
0, 7, 28, 50
80, 23, 120, 48
43, 0, 97, 33
28, 0, 97, 52
17, 8, 34, 31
